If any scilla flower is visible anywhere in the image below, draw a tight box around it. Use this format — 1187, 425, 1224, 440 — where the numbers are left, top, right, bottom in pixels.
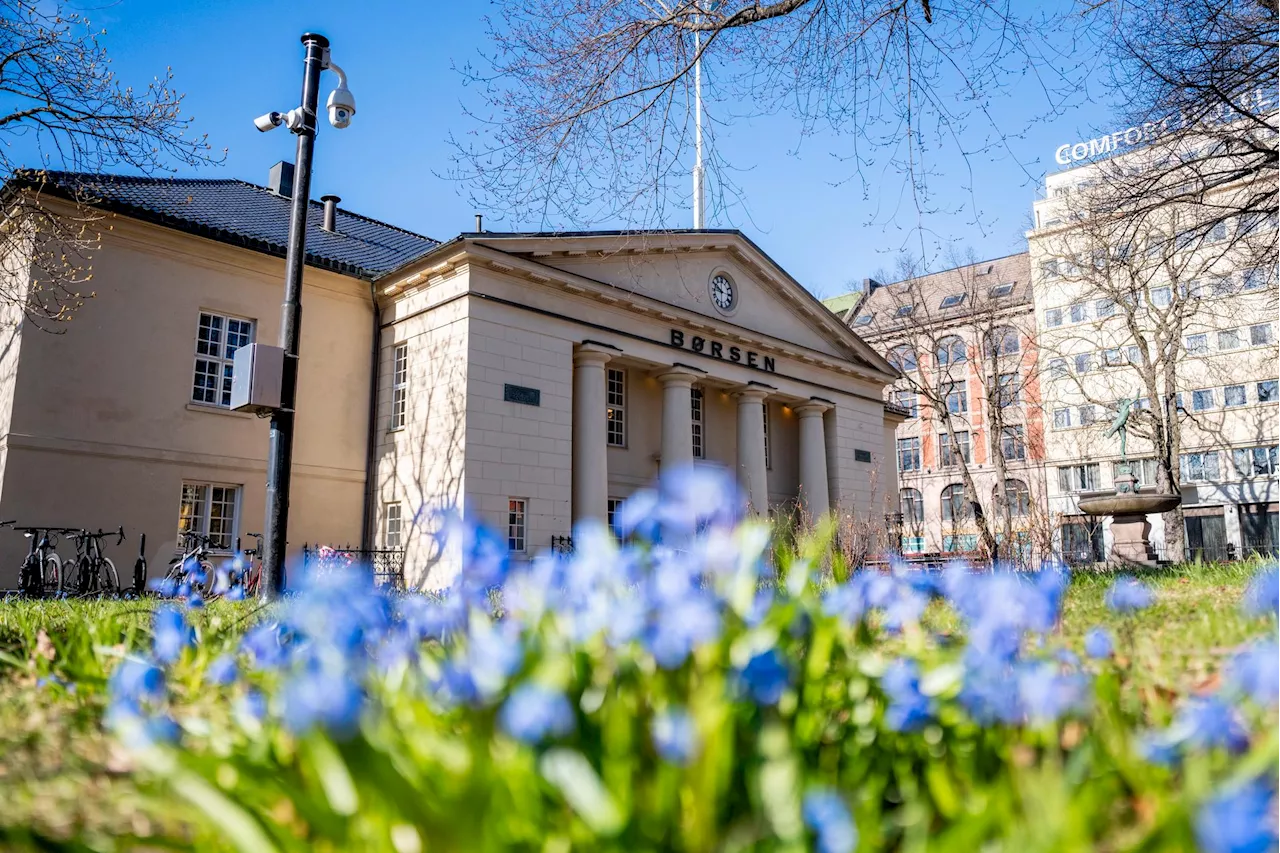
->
499, 684, 574, 744
1105, 577, 1154, 613
651, 708, 699, 765
802, 789, 857, 853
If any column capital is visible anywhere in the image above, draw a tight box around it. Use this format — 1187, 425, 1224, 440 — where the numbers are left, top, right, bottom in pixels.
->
656, 364, 703, 388
734, 386, 771, 404
794, 398, 832, 418
573, 341, 618, 367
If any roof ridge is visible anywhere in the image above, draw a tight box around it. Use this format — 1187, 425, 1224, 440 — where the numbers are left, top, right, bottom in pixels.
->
232, 179, 438, 242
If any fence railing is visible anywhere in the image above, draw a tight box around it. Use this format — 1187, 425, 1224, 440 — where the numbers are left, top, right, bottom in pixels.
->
301, 544, 405, 589
550, 535, 574, 555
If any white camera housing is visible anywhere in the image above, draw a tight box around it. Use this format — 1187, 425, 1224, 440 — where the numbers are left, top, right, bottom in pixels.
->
327, 87, 355, 129
254, 111, 284, 132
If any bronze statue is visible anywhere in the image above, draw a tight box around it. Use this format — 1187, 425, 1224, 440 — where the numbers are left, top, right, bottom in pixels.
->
1104, 398, 1134, 463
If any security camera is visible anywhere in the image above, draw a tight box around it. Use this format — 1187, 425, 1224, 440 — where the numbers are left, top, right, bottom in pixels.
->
254, 111, 284, 132
325, 61, 355, 129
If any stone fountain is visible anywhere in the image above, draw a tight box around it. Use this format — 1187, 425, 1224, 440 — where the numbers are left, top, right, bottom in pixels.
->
1076, 399, 1181, 566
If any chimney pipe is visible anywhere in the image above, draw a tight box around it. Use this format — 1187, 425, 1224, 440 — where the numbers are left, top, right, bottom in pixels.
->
474, 213, 483, 233
267, 161, 295, 197
321, 195, 340, 232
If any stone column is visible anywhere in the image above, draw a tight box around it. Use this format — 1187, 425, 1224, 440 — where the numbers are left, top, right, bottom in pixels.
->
735, 387, 770, 514
795, 400, 832, 520
572, 344, 613, 524
657, 367, 700, 473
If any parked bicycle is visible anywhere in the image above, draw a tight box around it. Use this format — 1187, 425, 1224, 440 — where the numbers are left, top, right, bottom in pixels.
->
14, 525, 67, 597
65, 527, 124, 595
237, 532, 264, 597
166, 530, 217, 595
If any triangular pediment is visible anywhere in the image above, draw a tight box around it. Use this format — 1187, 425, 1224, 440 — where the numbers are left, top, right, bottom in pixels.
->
459, 231, 895, 377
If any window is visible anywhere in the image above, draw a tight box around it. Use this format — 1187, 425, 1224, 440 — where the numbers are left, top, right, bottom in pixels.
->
997, 372, 1019, 407
853, 313, 874, 327
1057, 464, 1101, 492
384, 503, 403, 549
1250, 324, 1275, 346
1150, 286, 1172, 308
1207, 220, 1228, 243
900, 488, 924, 524
943, 381, 968, 414
606, 368, 626, 446
607, 498, 623, 530
1041, 259, 1061, 279
1096, 298, 1116, 318
1242, 268, 1267, 290
1180, 452, 1220, 482
897, 437, 921, 472
1053, 408, 1071, 430
1218, 329, 1242, 350
1001, 426, 1026, 461
1211, 275, 1233, 297
1103, 348, 1124, 367
507, 499, 527, 552
939, 293, 966, 309
943, 534, 980, 553
1074, 353, 1093, 374
1191, 389, 1216, 411
1258, 380, 1278, 402
763, 405, 771, 468
1233, 447, 1279, 477
997, 479, 1031, 518
987, 327, 1020, 356
1046, 307, 1064, 328
390, 343, 408, 430
1049, 358, 1067, 378
893, 390, 918, 418
1070, 303, 1088, 323
191, 311, 255, 408
941, 484, 969, 523
1175, 228, 1198, 251
690, 388, 705, 459
889, 345, 918, 372
1238, 210, 1274, 236
939, 432, 971, 467
902, 536, 926, 554
1126, 345, 1143, 365
1079, 405, 1097, 426
989, 283, 1015, 298
1185, 334, 1208, 355
177, 482, 240, 551
895, 304, 915, 318
935, 336, 967, 368
1225, 385, 1247, 407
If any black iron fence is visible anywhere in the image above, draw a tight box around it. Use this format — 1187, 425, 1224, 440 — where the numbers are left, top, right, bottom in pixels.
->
301, 543, 405, 589
550, 535, 574, 555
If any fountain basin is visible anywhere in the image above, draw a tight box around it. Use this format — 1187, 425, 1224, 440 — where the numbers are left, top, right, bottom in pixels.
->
1076, 489, 1181, 565
1076, 492, 1181, 516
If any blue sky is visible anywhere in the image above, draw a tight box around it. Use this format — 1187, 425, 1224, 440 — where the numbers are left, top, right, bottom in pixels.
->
17, 1, 1120, 298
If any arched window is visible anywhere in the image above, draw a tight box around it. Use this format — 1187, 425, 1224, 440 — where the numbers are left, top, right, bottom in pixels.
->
995, 479, 1031, 518
986, 326, 1020, 357
889, 345, 918, 373
900, 488, 924, 525
941, 484, 968, 523
935, 336, 967, 369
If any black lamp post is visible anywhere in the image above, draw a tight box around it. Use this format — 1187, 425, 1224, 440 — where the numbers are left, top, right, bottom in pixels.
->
255, 33, 354, 599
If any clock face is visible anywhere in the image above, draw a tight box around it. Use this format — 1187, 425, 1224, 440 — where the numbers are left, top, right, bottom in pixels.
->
710, 274, 736, 312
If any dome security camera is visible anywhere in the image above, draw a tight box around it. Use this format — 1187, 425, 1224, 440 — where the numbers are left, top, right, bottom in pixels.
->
327, 86, 355, 129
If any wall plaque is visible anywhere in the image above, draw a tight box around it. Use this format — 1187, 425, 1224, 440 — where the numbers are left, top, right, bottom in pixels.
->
504, 384, 541, 406
854, 449, 873, 463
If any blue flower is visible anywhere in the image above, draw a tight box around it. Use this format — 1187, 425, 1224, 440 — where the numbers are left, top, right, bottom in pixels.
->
881, 659, 933, 732
1017, 661, 1089, 723
651, 708, 699, 765
740, 648, 789, 705
612, 488, 662, 541
281, 668, 364, 738
1105, 577, 1154, 613
1169, 697, 1250, 754
802, 788, 857, 853
499, 684, 574, 744
1195, 779, 1278, 853
109, 657, 165, 705
205, 655, 238, 686
106, 702, 180, 749
1227, 640, 1279, 707
1242, 565, 1278, 617
152, 606, 194, 665
646, 594, 721, 670
242, 622, 289, 670
960, 660, 1022, 725
1083, 627, 1114, 659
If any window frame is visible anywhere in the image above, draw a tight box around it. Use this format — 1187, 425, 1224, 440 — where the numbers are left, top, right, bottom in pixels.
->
384, 502, 403, 549
1191, 388, 1216, 412
762, 404, 771, 469
1045, 307, 1063, 327
939, 293, 966, 309
939, 431, 971, 468
1224, 385, 1247, 407
1001, 425, 1027, 461
1185, 334, 1208, 355
997, 372, 1020, 407
1257, 380, 1278, 403
507, 498, 528, 553
390, 343, 409, 431
897, 436, 921, 472
606, 368, 627, 447
900, 488, 924, 525
177, 481, 241, 553
1179, 451, 1221, 483
690, 387, 705, 459
940, 483, 968, 523
191, 311, 256, 409
943, 380, 968, 414
1249, 324, 1275, 346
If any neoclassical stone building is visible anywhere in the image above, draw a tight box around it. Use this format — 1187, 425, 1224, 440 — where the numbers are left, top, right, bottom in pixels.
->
0, 167, 903, 588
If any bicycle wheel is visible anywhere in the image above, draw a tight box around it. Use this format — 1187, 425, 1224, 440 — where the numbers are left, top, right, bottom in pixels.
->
66, 555, 89, 594
100, 557, 120, 595
19, 557, 37, 596
42, 554, 63, 596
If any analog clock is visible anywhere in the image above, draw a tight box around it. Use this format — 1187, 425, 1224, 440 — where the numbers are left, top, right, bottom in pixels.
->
710, 274, 736, 312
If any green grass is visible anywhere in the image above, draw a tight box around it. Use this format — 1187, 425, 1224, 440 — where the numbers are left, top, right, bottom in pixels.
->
0, 560, 1272, 850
